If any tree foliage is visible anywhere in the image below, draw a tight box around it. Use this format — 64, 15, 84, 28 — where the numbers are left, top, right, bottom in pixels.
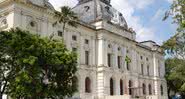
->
162, 0, 185, 58
53, 6, 78, 34
0, 28, 78, 99
163, 0, 185, 98
164, 0, 185, 29
165, 58, 185, 94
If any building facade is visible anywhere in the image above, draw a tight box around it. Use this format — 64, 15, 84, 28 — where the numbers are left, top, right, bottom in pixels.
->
0, 0, 168, 99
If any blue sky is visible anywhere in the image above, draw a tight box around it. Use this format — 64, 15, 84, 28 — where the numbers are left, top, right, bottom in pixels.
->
49, 0, 177, 45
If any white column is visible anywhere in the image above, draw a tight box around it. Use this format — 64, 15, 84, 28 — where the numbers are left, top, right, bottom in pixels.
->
97, 34, 105, 99
114, 44, 118, 69
153, 53, 160, 96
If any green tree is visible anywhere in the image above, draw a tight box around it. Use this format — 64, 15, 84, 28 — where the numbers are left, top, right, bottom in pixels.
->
0, 30, 18, 99
0, 28, 78, 99
163, 0, 185, 57
54, 6, 78, 34
163, 0, 185, 98
165, 58, 185, 98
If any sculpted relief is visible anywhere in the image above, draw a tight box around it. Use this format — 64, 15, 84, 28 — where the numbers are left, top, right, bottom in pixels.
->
0, 17, 8, 30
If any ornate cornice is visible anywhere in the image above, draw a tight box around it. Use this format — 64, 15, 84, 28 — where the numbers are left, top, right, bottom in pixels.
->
0, 0, 55, 16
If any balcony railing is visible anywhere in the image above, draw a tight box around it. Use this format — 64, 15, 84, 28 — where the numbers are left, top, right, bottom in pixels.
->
105, 95, 131, 99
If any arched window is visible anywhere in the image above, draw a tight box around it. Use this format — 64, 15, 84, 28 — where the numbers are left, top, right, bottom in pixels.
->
85, 77, 91, 93
161, 85, 163, 95
120, 79, 124, 95
149, 84, 152, 95
110, 78, 114, 95
142, 83, 146, 95
129, 80, 132, 95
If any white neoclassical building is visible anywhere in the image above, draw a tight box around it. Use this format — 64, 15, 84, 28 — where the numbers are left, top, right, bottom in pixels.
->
0, 0, 168, 99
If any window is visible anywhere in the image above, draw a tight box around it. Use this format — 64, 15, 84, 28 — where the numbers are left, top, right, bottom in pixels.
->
118, 56, 121, 69
158, 66, 161, 77
118, 47, 121, 51
72, 48, 77, 52
85, 51, 89, 65
85, 39, 89, 44
126, 50, 129, 53
84, 6, 90, 12
110, 78, 114, 95
143, 83, 146, 95
146, 57, 149, 61
129, 80, 132, 95
108, 44, 112, 48
126, 61, 130, 71
158, 61, 161, 77
85, 77, 91, 93
72, 35, 77, 41
108, 53, 112, 67
58, 31, 63, 37
147, 65, 150, 76
30, 21, 35, 27
161, 85, 163, 95
140, 56, 143, 60
120, 79, 124, 95
141, 64, 144, 75
149, 84, 152, 95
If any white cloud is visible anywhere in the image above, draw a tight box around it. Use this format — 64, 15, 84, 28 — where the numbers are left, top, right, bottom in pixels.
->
128, 0, 154, 9
111, 0, 156, 42
151, 9, 165, 22
49, 0, 77, 9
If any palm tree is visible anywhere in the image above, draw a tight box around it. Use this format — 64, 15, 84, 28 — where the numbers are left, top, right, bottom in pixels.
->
53, 6, 78, 34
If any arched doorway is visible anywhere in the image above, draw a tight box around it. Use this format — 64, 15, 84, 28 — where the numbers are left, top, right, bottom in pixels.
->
120, 79, 124, 95
149, 84, 152, 95
142, 83, 146, 95
85, 77, 91, 93
110, 78, 114, 95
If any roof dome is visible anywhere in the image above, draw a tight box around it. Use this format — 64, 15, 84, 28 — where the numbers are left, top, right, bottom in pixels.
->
28, 0, 54, 10
100, 2, 128, 28
74, 0, 128, 29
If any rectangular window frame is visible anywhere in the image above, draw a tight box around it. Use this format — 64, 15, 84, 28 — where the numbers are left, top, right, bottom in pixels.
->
85, 51, 89, 65
118, 56, 121, 69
